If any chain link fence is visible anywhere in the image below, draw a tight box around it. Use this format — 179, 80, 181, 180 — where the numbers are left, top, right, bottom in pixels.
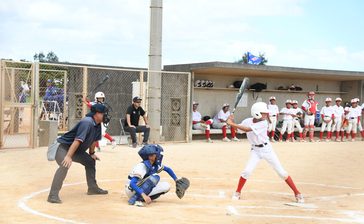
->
0, 60, 191, 149
0, 61, 35, 148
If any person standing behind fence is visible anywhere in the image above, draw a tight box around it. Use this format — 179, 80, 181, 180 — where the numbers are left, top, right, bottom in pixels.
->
301, 91, 319, 142
331, 98, 345, 142
124, 96, 150, 148
212, 103, 239, 142
267, 96, 279, 142
18, 80, 30, 124
83, 92, 116, 151
47, 104, 109, 203
192, 101, 213, 143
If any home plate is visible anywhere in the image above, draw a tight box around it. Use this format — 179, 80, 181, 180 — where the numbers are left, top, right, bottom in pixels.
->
284, 202, 318, 209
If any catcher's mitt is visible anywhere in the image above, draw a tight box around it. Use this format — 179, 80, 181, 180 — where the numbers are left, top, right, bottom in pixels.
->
175, 177, 190, 199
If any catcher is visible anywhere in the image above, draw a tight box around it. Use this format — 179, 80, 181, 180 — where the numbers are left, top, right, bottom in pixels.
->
125, 144, 190, 207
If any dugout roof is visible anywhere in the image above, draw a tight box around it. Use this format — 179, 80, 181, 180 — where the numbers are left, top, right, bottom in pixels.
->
164, 62, 364, 81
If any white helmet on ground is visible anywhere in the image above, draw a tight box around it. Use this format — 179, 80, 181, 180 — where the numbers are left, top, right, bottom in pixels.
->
94, 92, 105, 101
251, 102, 269, 119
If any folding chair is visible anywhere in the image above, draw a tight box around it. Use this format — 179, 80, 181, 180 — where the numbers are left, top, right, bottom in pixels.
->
119, 118, 131, 145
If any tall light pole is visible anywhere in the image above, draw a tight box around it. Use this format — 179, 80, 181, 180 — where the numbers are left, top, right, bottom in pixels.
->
148, 0, 162, 143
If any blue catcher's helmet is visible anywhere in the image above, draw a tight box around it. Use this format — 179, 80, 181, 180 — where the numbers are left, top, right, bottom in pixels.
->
138, 144, 164, 165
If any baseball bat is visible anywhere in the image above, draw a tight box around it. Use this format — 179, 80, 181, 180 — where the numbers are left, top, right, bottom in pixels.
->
232, 77, 250, 114
87, 75, 109, 98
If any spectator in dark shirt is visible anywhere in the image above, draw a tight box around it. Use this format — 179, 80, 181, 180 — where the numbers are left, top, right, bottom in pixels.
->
125, 96, 150, 148
47, 104, 109, 204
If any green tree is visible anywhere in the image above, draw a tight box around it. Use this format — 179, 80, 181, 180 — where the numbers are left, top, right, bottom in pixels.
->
34, 51, 59, 62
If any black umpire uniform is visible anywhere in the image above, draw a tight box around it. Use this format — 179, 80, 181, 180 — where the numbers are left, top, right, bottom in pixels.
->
47, 104, 108, 203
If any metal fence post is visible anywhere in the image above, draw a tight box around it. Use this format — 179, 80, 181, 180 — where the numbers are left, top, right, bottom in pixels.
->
82, 67, 88, 118
0, 60, 4, 148
31, 62, 40, 148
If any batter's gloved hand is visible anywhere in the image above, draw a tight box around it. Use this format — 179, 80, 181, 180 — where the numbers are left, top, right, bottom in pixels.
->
175, 177, 190, 199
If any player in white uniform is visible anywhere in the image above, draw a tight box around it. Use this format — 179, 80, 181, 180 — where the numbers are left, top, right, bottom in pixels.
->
347, 99, 361, 141
342, 107, 350, 141
279, 100, 295, 142
267, 96, 279, 142
125, 145, 184, 207
318, 98, 335, 142
353, 98, 364, 140
301, 91, 319, 142
331, 98, 345, 141
192, 101, 213, 143
212, 103, 239, 142
227, 102, 304, 203
290, 100, 304, 142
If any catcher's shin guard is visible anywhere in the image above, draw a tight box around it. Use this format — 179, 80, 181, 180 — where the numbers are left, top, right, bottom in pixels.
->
128, 175, 160, 205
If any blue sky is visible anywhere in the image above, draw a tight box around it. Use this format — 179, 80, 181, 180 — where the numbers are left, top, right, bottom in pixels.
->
1, 0, 363, 71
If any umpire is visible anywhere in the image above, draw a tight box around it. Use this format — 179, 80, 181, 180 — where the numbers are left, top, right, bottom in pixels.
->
125, 96, 150, 148
47, 104, 109, 203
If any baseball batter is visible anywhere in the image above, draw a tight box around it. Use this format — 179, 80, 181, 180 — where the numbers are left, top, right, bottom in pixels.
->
319, 98, 335, 142
290, 100, 304, 142
125, 144, 189, 207
212, 103, 239, 142
83, 92, 116, 151
267, 96, 279, 142
192, 101, 213, 143
301, 91, 319, 142
331, 98, 345, 141
279, 100, 295, 142
227, 102, 304, 203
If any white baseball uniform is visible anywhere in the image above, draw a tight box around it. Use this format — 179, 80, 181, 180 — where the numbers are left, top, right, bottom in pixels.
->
212, 109, 230, 129
347, 107, 360, 134
239, 118, 288, 180
354, 106, 363, 132
192, 110, 211, 131
125, 163, 170, 199
268, 104, 279, 132
331, 105, 344, 132
291, 107, 303, 133
280, 107, 294, 134
320, 106, 334, 132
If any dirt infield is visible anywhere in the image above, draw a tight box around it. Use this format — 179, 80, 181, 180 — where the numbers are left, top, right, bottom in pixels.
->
1, 140, 364, 224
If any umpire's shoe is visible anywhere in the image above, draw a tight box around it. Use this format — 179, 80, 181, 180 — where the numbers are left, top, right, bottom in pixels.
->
87, 187, 108, 195
47, 195, 62, 204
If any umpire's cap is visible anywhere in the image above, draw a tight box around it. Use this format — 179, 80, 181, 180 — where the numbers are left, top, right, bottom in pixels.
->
86, 104, 107, 117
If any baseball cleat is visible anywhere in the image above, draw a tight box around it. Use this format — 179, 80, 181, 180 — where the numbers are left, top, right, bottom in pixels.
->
135, 201, 145, 207
232, 137, 240, 142
295, 194, 304, 203
111, 140, 117, 148
232, 192, 241, 200
222, 137, 231, 142
206, 138, 213, 143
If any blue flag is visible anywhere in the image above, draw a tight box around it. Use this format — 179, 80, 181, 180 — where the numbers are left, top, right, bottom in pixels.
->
247, 52, 262, 65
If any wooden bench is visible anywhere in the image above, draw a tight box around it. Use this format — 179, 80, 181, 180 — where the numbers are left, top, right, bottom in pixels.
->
192, 129, 232, 135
